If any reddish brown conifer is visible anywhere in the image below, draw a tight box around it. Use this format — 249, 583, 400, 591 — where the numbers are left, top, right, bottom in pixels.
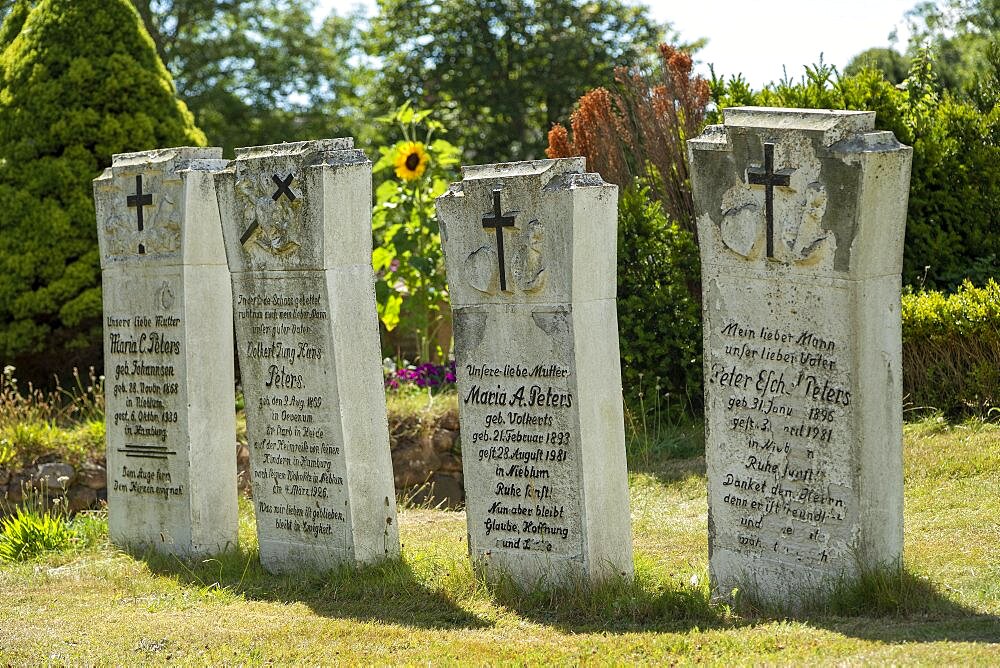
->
545, 44, 710, 236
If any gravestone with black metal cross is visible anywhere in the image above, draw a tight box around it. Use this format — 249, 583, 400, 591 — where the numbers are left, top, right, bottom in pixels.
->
688, 107, 912, 609
93, 147, 238, 557
214, 139, 399, 574
436, 158, 633, 586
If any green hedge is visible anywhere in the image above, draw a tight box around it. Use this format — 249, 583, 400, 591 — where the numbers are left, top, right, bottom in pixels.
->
710, 54, 1000, 290
901, 280, 1000, 416
616, 184, 702, 412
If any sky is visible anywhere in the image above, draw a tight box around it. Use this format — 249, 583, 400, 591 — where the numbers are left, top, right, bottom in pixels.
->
317, 0, 919, 89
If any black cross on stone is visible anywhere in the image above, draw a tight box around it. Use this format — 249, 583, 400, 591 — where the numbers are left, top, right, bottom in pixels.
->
271, 173, 296, 201
482, 188, 517, 292
747, 142, 792, 259
126, 174, 153, 254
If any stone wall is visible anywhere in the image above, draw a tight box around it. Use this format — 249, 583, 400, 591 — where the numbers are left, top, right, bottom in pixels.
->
0, 458, 107, 512
3, 409, 464, 513
388, 409, 463, 507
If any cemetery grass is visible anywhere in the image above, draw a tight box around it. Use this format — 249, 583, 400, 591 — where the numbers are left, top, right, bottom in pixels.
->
1, 417, 998, 664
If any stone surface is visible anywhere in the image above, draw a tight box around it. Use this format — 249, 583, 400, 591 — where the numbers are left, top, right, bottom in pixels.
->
432, 429, 458, 453
67, 485, 98, 513
688, 107, 912, 607
216, 139, 399, 573
436, 158, 633, 586
94, 147, 239, 558
77, 463, 107, 490
6, 470, 30, 503
34, 462, 75, 492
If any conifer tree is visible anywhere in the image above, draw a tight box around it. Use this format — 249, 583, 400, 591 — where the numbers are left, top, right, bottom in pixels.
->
0, 0, 204, 380
0, 0, 30, 52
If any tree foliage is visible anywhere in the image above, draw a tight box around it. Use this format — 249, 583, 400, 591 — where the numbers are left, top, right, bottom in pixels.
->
844, 47, 911, 84
904, 0, 1000, 93
0, 0, 28, 51
0, 0, 204, 380
616, 183, 702, 410
709, 54, 1000, 288
368, 0, 667, 162
131, 0, 368, 153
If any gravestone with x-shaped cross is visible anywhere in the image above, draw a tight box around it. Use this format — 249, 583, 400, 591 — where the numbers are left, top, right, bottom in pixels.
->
216, 138, 399, 574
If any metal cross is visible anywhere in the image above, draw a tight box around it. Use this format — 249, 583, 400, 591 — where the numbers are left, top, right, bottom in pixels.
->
747, 142, 792, 259
482, 188, 517, 291
126, 174, 153, 254
271, 173, 296, 201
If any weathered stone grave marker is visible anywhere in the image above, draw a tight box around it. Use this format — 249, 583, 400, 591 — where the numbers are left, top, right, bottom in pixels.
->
94, 147, 238, 557
436, 158, 633, 586
689, 107, 912, 605
215, 139, 399, 573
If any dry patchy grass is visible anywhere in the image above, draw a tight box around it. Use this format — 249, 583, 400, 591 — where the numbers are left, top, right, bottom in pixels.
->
0, 419, 998, 664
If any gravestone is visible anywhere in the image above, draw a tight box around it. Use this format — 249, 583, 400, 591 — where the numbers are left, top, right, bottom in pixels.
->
436, 158, 633, 586
215, 139, 399, 573
94, 147, 238, 556
689, 107, 912, 605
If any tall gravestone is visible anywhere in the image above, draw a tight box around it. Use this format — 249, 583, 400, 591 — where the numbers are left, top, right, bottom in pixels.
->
215, 139, 399, 573
436, 158, 633, 586
94, 147, 238, 556
689, 108, 912, 605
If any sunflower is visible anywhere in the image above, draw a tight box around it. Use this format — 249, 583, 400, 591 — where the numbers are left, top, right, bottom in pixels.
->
394, 141, 430, 181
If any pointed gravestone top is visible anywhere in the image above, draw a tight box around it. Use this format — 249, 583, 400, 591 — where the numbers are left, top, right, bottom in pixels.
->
689, 106, 907, 278
221, 138, 370, 274
97, 147, 226, 268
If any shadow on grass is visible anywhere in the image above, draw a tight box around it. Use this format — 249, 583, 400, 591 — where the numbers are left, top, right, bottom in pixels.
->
134, 545, 490, 631
458, 554, 1000, 639
732, 564, 1000, 644
128, 543, 1000, 641
463, 554, 728, 634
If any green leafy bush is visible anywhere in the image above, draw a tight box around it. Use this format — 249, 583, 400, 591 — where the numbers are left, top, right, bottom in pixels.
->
709, 53, 1000, 289
617, 183, 702, 411
0, 420, 104, 469
0, 505, 73, 561
901, 280, 1000, 415
0, 0, 205, 383
371, 103, 460, 362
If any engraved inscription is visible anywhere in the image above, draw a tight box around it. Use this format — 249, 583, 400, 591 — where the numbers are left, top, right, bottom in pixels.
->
459, 307, 581, 558
106, 287, 186, 501
234, 277, 349, 546
709, 301, 856, 568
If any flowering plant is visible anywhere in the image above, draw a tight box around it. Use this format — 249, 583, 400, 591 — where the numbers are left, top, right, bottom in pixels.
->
383, 359, 457, 392
372, 103, 461, 362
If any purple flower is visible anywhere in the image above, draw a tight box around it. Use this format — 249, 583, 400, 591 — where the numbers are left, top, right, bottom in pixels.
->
383, 359, 458, 392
